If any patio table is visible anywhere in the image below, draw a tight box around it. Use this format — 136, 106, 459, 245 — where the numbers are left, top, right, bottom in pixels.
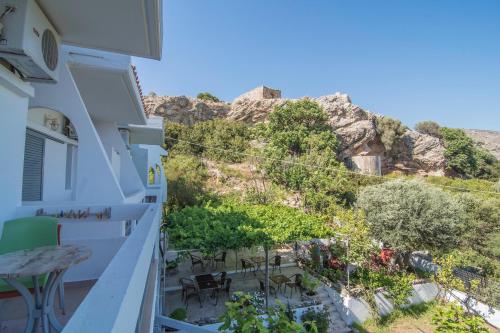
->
194, 274, 219, 307
270, 274, 290, 293
0, 245, 91, 333
250, 256, 266, 272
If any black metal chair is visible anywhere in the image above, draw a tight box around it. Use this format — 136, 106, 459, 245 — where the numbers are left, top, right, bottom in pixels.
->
218, 277, 232, 299
179, 277, 200, 308
270, 255, 282, 273
259, 280, 276, 296
285, 273, 303, 297
189, 252, 204, 272
214, 271, 227, 287
241, 259, 256, 277
213, 251, 227, 269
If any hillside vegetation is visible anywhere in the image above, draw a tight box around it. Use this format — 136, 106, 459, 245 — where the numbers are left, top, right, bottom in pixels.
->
164, 99, 500, 308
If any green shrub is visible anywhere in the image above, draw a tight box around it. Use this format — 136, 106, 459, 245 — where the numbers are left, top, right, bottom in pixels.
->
197, 92, 221, 102
301, 308, 330, 333
375, 116, 407, 151
165, 119, 251, 163
357, 180, 465, 263
415, 120, 441, 138
432, 304, 488, 333
260, 99, 358, 208
169, 308, 187, 321
440, 127, 499, 180
164, 154, 208, 211
456, 194, 500, 259
219, 293, 307, 332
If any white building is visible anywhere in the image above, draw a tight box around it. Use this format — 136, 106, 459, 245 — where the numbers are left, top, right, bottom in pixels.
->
0, 1, 207, 332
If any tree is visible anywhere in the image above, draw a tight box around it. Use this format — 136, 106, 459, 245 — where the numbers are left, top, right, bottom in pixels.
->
197, 92, 221, 102
415, 120, 441, 138
261, 99, 356, 208
375, 116, 407, 151
357, 180, 465, 265
440, 127, 499, 180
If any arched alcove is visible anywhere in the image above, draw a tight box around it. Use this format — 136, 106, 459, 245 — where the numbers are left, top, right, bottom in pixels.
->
23, 107, 79, 202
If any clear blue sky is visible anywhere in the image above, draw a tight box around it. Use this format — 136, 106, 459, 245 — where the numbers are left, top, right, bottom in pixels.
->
134, 0, 500, 130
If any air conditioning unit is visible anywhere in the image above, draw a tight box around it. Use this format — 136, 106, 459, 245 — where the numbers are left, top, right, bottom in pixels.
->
0, 0, 60, 83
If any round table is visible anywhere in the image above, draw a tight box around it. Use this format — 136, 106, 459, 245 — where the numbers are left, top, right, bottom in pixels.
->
0, 245, 91, 333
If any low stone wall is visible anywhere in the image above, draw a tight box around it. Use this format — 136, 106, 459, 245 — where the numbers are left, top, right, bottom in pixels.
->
326, 282, 438, 325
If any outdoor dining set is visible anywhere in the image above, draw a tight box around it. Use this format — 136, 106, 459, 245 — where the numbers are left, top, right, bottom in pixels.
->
178, 251, 306, 308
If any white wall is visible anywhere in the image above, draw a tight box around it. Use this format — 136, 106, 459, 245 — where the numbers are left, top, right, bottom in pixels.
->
43, 139, 72, 201
0, 66, 34, 230
94, 121, 145, 200
28, 108, 65, 135
30, 58, 125, 205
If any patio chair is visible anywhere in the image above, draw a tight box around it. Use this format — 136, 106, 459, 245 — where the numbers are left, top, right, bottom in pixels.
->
270, 255, 282, 273
0, 217, 66, 313
189, 252, 204, 272
259, 280, 276, 296
214, 271, 227, 287
179, 277, 200, 308
241, 259, 256, 277
218, 277, 232, 299
213, 251, 227, 269
285, 273, 303, 297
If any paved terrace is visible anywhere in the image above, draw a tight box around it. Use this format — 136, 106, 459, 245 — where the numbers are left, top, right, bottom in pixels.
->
0, 281, 94, 333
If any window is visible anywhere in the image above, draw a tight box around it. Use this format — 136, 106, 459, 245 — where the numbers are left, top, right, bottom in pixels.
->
148, 167, 155, 185
155, 164, 161, 184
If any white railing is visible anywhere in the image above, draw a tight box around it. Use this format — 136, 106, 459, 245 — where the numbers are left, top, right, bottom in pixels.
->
62, 203, 161, 332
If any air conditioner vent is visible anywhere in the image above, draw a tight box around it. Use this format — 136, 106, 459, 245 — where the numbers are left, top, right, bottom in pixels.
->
42, 29, 58, 71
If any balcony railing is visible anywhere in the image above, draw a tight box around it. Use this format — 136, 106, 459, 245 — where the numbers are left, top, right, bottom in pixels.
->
62, 203, 161, 332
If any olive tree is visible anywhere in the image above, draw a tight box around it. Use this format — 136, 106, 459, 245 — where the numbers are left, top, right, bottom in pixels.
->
357, 179, 465, 266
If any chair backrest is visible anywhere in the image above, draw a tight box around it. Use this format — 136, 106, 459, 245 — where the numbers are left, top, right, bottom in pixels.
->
179, 277, 194, 288
225, 278, 232, 292
275, 255, 281, 265
0, 217, 58, 255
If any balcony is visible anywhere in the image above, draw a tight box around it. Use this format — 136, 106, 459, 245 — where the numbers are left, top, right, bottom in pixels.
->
1, 201, 165, 333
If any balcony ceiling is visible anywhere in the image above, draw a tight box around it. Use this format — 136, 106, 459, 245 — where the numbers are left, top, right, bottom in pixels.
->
67, 47, 147, 126
37, 0, 162, 59
126, 116, 164, 145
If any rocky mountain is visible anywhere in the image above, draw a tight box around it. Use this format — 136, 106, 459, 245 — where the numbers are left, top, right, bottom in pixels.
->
463, 129, 500, 160
144, 86, 495, 176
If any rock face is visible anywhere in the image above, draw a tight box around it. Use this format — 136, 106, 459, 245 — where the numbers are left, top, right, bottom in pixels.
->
463, 129, 500, 160
144, 95, 230, 125
145, 87, 450, 175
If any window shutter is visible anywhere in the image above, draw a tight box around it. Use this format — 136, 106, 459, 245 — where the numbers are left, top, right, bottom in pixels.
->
22, 129, 45, 201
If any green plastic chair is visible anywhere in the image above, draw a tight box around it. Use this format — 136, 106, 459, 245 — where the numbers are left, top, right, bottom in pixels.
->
0, 216, 58, 293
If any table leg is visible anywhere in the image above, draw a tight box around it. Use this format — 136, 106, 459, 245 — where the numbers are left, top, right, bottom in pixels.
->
40, 272, 57, 333
32, 276, 42, 332
44, 270, 66, 332
2, 278, 36, 333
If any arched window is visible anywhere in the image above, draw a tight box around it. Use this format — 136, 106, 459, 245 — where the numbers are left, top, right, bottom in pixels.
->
148, 167, 155, 185
155, 164, 161, 183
